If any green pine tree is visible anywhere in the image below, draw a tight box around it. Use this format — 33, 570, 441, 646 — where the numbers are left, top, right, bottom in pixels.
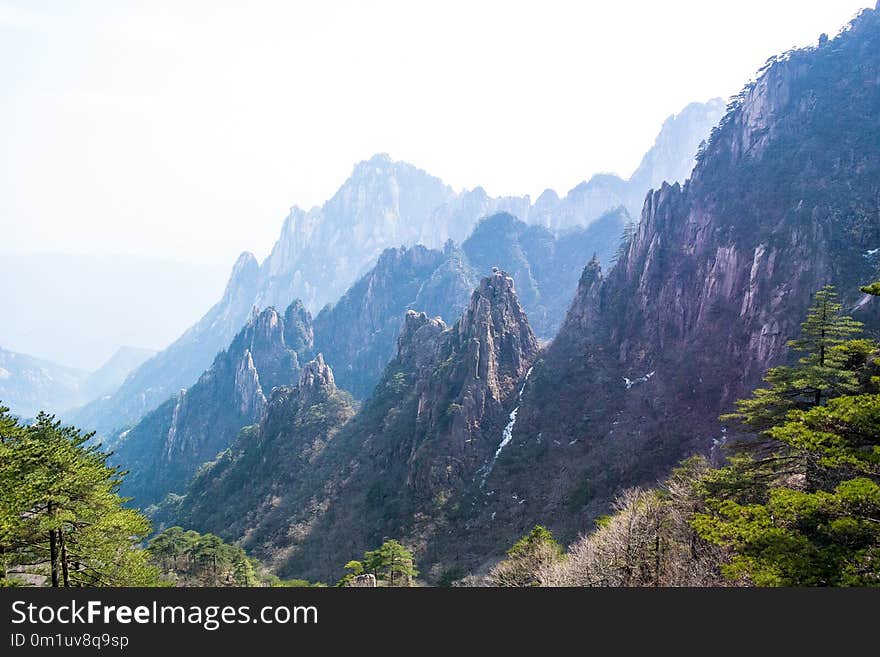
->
0, 408, 159, 587
723, 285, 871, 431
363, 540, 418, 586
694, 284, 880, 586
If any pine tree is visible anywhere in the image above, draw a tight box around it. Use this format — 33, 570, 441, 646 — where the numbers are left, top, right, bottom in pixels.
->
0, 409, 158, 586
363, 540, 418, 586
723, 285, 871, 431
611, 220, 637, 267
694, 285, 880, 586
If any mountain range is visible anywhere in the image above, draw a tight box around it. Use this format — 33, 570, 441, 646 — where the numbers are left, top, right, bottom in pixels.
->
148, 5, 880, 583
65, 98, 723, 438
0, 345, 154, 419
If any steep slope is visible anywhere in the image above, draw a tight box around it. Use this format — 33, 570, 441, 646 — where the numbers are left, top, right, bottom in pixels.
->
177, 271, 539, 580
462, 209, 627, 338
113, 300, 315, 507
0, 347, 86, 418
177, 355, 357, 546
313, 243, 479, 399
485, 4, 880, 562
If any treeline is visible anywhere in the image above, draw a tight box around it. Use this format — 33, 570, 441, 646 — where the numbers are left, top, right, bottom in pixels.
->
486, 284, 880, 586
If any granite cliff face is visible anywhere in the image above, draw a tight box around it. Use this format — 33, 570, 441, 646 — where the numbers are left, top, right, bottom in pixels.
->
114, 301, 315, 507
482, 4, 880, 563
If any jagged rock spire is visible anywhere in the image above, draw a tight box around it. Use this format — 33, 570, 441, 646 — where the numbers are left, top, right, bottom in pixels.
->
298, 353, 335, 389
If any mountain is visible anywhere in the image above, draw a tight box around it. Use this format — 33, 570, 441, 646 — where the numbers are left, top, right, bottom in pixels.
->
118, 216, 620, 516
461, 209, 626, 338
68, 100, 721, 439
177, 271, 539, 581
112, 301, 315, 507
0, 345, 153, 419
0, 347, 86, 418
314, 209, 626, 400
82, 346, 156, 401
258, 155, 529, 314
528, 98, 725, 231
175, 6, 880, 582
176, 355, 357, 544
313, 243, 479, 400
480, 3, 880, 564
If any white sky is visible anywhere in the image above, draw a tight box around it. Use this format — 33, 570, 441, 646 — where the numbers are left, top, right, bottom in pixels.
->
1, 0, 873, 266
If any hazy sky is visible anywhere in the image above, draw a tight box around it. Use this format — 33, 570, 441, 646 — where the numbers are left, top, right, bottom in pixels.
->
1, 1, 873, 266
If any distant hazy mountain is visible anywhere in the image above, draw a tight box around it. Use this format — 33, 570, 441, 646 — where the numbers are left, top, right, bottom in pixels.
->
82, 346, 156, 401
0, 345, 155, 419
528, 99, 725, 231
258, 155, 529, 314
68, 99, 721, 436
0, 347, 85, 418
0, 253, 228, 370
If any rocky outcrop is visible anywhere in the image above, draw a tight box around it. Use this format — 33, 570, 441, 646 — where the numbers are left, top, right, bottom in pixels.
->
176, 272, 539, 581
114, 300, 315, 507
298, 353, 335, 391
177, 356, 357, 548
314, 214, 626, 401
313, 244, 477, 399
461, 210, 626, 338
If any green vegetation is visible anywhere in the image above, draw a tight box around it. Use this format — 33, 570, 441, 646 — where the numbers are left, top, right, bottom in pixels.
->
338, 539, 418, 587
148, 527, 253, 586
721, 286, 868, 430
694, 284, 880, 586
0, 409, 159, 586
501, 284, 880, 587
488, 526, 564, 587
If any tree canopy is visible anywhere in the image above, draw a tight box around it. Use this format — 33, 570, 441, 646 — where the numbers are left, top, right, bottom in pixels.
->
0, 408, 159, 587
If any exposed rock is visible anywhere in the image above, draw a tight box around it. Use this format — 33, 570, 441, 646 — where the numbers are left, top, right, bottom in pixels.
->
298, 353, 335, 390
113, 300, 315, 507
71, 99, 722, 438
498, 4, 880, 562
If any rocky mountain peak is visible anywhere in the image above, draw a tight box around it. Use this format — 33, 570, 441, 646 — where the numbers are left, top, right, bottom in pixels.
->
397, 311, 447, 371
455, 270, 539, 382
298, 353, 335, 391
562, 257, 604, 336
